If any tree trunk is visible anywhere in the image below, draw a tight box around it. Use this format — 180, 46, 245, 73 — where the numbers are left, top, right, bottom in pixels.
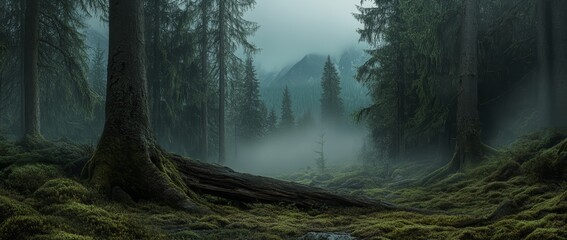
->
170, 154, 426, 212
217, 0, 226, 163
538, 0, 567, 128
22, 0, 40, 139
453, 0, 481, 170
86, 0, 200, 212
423, 0, 481, 184
151, 0, 162, 138
199, 0, 209, 161
550, 0, 567, 127
537, 0, 553, 128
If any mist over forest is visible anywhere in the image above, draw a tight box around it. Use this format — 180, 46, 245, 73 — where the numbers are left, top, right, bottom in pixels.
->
0, 0, 566, 239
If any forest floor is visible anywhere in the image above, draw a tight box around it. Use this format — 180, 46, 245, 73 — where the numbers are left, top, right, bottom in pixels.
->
0, 130, 566, 240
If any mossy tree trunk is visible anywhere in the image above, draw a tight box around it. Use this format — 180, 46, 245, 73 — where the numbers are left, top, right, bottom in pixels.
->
454, 0, 482, 169
22, 0, 41, 139
86, 0, 200, 211
423, 0, 481, 183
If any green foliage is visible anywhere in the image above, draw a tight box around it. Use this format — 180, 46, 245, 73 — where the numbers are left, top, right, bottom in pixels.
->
279, 86, 295, 129
33, 178, 90, 205
5, 164, 63, 194
320, 56, 344, 123
235, 57, 266, 140
0, 195, 38, 219
0, 215, 51, 239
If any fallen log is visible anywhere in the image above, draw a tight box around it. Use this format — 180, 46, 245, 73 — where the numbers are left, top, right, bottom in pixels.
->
170, 154, 433, 213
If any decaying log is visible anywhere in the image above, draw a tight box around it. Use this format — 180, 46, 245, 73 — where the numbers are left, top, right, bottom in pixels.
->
170, 155, 433, 213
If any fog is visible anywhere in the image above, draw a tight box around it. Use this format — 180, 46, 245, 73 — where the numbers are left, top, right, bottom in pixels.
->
225, 125, 368, 177
245, 0, 369, 72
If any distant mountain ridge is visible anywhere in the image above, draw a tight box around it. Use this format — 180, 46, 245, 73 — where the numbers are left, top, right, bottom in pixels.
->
260, 48, 371, 121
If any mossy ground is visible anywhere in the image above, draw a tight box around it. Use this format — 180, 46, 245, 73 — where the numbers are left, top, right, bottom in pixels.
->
0, 132, 565, 240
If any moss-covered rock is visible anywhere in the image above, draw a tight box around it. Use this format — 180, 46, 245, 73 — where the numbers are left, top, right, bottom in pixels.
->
30, 231, 94, 240
0, 215, 51, 240
4, 164, 63, 194
0, 195, 38, 220
33, 178, 89, 205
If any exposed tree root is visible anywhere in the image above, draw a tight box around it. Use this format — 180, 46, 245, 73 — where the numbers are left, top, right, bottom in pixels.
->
422, 143, 501, 185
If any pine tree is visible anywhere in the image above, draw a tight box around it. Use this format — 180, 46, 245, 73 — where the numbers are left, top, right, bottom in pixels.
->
237, 57, 264, 140
314, 132, 327, 174
320, 56, 344, 124
280, 86, 295, 129
212, 0, 258, 163
266, 108, 277, 134
89, 46, 106, 96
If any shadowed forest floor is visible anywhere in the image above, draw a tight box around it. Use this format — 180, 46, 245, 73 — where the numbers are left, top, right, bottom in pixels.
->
0, 131, 566, 240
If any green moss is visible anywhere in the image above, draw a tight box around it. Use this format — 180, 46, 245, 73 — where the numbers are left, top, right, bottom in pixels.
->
44, 202, 157, 239
169, 230, 202, 240
524, 228, 567, 240
33, 178, 90, 205
30, 231, 94, 240
4, 164, 63, 194
0, 215, 51, 239
0, 195, 38, 219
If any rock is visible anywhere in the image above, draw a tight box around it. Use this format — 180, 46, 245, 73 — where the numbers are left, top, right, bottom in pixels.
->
298, 232, 356, 240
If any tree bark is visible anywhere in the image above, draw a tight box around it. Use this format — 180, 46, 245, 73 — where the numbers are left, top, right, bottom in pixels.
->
217, 0, 226, 163
454, 0, 481, 169
538, 0, 567, 128
550, 0, 567, 127
537, 0, 553, 128
151, 0, 162, 138
22, 0, 40, 138
86, 0, 200, 211
423, 0, 481, 184
170, 155, 425, 211
199, 0, 210, 161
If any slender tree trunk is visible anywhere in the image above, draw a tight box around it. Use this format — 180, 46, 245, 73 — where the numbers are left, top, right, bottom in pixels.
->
538, 0, 567, 128
20, 0, 26, 137
199, 0, 209, 161
454, 0, 481, 169
218, 0, 226, 163
550, 0, 567, 127
396, 50, 405, 161
22, 0, 40, 138
537, 0, 553, 127
86, 0, 199, 211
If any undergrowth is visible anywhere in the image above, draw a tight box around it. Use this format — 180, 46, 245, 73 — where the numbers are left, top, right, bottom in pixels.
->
0, 131, 565, 240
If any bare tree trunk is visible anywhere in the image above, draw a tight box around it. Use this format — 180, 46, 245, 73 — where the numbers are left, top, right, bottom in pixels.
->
217, 0, 226, 163
86, 0, 200, 211
538, 0, 567, 128
423, 0, 481, 183
537, 0, 553, 127
454, 0, 482, 169
22, 0, 40, 139
550, 0, 567, 127
199, 0, 210, 161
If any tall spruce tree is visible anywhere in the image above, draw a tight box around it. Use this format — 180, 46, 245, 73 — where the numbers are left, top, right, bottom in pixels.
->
237, 57, 264, 140
266, 108, 277, 134
212, 0, 258, 163
320, 56, 344, 124
280, 86, 295, 129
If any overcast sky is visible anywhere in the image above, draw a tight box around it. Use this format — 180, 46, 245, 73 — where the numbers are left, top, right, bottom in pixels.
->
87, 0, 368, 72
246, 0, 368, 72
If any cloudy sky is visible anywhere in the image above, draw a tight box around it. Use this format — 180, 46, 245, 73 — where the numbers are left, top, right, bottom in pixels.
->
246, 0, 368, 72
87, 0, 368, 72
